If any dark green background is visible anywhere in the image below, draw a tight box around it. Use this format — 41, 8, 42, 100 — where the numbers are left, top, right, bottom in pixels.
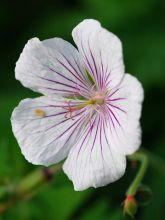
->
1, 0, 165, 219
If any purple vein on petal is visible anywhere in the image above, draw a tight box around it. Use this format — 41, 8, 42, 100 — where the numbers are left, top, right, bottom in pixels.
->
61, 115, 87, 148
58, 51, 87, 84
80, 37, 96, 81
107, 106, 121, 127
102, 120, 117, 173
87, 39, 100, 86
90, 116, 100, 153
99, 119, 104, 162
54, 113, 86, 141
99, 50, 105, 90
35, 110, 66, 120
108, 98, 126, 102
103, 64, 109, 88
16, 111, 65, 129
43, 113, 87, 147
107, 108, 116, 131
56, 58, 86, 85
107, 103, 126, 114
43, 87, 76, 94
105, 79, 112, 87
108, 88, 120, 98
76, 115, 97, 159
105, 71, 112, 87
105, 110, 113, 135
33, 109, 86, 134
48, 67, 88, 91
72, 56, 91, 86
39, 76, 84, 90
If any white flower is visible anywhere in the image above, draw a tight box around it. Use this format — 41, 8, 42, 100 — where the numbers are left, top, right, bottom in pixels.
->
11, 19, 144, 191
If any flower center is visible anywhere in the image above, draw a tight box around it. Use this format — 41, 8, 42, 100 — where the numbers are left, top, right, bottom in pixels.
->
63, 91, 106, 119
91, 92, 105, 105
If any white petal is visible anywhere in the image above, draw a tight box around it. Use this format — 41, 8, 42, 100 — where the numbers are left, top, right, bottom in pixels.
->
106, 73, 144, 155
11, 96, 87, 166
72, 19, 124, 89
63, 116, 126, 191
15, 37, 90, 97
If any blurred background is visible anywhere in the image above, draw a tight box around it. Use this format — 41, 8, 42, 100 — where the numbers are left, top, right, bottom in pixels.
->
1, 0, 165, 219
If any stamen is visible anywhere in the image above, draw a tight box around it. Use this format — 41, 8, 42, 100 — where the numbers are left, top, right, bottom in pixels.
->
63, 101, 75, 120
35, 109, 45, 117
63, 92, 106, 120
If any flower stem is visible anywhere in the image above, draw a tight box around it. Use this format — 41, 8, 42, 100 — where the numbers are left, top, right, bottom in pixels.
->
0, 163, 62, 214
16, 164, 62, 198
127, 151, 148, 196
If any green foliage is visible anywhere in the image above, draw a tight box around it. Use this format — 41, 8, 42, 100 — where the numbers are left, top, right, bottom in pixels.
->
0, 0, 165, 219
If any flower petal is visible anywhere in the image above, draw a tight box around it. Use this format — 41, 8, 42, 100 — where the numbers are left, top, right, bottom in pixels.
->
15, 38, 90, 97
106, 73, 144, 155
72, 19, 124, 90
63, 115, 126, 191
11, 96, 87, 166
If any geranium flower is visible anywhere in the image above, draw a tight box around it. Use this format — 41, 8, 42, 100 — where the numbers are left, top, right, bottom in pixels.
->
11, 19, 144, 191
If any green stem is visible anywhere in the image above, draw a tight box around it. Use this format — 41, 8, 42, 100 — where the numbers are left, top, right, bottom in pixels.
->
127, 151, 148, 196
0, 163, 62, 214
16, 164, 62, 198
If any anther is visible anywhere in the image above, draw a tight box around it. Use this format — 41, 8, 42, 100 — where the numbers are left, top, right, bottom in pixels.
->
63, 101, 75, 120
35, 109, 45, 117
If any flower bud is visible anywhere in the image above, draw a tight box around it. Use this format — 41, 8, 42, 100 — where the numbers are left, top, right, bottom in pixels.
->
123, 195, 137, 218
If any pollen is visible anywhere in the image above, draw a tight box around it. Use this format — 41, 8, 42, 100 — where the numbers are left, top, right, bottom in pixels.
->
35, 108, 45, 117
